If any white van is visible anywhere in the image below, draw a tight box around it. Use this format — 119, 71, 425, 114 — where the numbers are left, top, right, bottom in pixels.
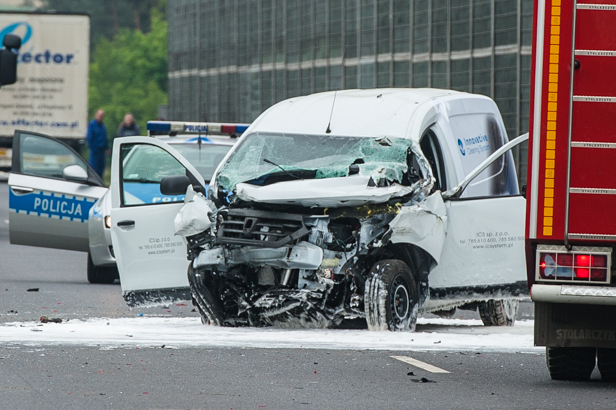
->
148, 88, 528, 331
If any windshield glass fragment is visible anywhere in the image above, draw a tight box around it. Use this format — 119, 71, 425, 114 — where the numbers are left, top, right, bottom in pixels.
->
216, 132, 413, 192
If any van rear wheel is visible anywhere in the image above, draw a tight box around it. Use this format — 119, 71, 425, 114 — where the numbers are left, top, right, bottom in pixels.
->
546, 347, 596, 381
478, 299, 519, 326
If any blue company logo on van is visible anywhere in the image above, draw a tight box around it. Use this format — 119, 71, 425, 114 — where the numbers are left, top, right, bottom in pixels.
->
8, 189, 96, 223
460, 134, 490, 156
457, 139, 465, 156
0, 22, 75, 65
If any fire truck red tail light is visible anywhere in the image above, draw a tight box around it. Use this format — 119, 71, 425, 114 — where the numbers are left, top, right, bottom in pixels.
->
574, 268, 590, 280
591, 269, 607, 281
536, 248, 611, 283
539, 253, 556, 279
592, 255, 608, 268
557, 254, 573, 266
575, 254, 590, 267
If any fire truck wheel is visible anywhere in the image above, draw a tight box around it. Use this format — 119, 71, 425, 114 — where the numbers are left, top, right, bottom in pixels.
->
188, 265, 225, 326
364, 259, 418, 332
478, 299, 519, 326
597, 348, 616, 382
87, 252, 118, 284
546, 347, 596, 381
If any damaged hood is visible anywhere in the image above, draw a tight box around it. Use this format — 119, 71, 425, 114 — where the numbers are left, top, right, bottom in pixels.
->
235, 175, 419, 208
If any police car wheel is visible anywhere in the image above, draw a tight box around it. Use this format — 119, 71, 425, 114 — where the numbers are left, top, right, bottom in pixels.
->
597, 348, 616, 382
188, 265, 225, 326
478, 299, 519, 326
364, 259, 418, 332
546, 347, 596, 381
86, 252, 117, 284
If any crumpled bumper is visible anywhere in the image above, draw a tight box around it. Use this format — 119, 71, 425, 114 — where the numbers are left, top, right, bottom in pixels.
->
193, 241, 324, 270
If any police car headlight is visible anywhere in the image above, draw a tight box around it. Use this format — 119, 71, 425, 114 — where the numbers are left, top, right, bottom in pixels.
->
104, 215, 112, 229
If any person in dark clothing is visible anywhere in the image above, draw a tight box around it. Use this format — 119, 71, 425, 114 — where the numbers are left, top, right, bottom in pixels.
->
117, 113, 141, 137
86, 109, 108, 177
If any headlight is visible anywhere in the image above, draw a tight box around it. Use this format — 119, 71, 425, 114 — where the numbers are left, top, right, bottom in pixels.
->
104, 215, 112, 229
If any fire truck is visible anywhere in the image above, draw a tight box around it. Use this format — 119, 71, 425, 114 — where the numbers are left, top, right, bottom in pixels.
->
526, 0, 616, 380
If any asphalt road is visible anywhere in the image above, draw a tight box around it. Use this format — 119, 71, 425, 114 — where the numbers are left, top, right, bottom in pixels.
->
1, 181, 616, 409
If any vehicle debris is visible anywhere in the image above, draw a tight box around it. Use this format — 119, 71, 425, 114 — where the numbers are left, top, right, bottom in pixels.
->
411, 377, 436, 383
40, 316, 62, 323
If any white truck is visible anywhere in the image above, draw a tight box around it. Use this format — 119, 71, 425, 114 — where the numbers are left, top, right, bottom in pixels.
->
144, 88, 529, 330
0, 12, 90, 170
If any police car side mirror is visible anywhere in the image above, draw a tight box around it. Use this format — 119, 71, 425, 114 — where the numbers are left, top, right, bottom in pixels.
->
63, 165, 88, 182
160, 175, 191, 196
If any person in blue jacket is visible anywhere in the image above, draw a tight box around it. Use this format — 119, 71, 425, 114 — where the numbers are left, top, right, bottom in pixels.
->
86, 109, 108, 177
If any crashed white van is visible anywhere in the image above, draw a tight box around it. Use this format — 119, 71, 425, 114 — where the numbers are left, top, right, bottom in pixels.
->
165, 88, 528, 331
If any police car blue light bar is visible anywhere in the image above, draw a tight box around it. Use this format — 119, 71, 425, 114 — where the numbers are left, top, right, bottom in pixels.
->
147, 121, 250, 136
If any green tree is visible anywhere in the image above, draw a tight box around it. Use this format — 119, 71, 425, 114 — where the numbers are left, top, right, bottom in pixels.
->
88, 8, 167, 140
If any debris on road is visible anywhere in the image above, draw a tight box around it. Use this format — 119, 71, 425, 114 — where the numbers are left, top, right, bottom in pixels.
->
40, 316, 62, 323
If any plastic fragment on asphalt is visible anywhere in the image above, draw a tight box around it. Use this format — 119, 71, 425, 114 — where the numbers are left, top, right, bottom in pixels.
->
40, 316, 62, 323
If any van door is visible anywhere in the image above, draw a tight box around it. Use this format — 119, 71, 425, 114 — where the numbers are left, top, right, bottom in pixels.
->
429, 134, 528, 297
109, 136, 205, 306
8, 130, 107, 251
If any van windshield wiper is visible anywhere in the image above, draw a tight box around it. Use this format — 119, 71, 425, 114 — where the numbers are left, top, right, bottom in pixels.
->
263, 158, 302, 180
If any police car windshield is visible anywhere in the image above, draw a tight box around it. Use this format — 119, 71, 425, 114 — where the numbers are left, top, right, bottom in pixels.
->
170, 143, 232, 182
216, 132, 411, 192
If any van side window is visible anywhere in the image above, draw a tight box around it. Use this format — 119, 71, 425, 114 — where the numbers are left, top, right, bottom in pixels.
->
448, 114, 520, 198
420, 130, 447, 192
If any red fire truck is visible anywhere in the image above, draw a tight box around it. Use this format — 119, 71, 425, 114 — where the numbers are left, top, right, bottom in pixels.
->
526, 0, 616, 380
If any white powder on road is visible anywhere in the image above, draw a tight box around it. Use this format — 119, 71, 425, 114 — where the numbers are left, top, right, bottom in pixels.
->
0, 316, 540, 352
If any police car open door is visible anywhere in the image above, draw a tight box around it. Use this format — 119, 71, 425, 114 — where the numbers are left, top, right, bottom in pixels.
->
8, 130, 107, 251
109, 136, 205, 306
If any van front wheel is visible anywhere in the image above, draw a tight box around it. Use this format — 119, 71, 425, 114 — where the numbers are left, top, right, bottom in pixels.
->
364, 259, 418, 332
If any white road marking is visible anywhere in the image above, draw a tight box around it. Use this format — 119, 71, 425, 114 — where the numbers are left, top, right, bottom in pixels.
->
391, 355, 450, 373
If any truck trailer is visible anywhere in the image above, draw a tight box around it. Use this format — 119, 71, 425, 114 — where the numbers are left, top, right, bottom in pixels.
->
0, 12, 89, 171
526, 0, 616, 381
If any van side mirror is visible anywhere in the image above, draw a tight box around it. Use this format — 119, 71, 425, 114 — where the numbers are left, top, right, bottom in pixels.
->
0, 34, 22, 87
521, 184, 527, 199
160, 175, 191, 196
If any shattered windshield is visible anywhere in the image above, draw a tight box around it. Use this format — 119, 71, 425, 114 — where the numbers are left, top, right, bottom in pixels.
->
216, 132, 412, 192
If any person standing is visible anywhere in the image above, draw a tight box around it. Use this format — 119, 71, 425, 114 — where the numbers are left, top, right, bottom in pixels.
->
86, 109, 108, 177
117, 113, 141, 137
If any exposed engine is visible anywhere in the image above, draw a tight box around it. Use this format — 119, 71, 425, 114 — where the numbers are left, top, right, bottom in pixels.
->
185, 205, 403, 328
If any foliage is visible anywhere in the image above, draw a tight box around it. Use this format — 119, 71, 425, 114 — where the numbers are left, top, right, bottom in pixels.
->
88, 8, 167, 139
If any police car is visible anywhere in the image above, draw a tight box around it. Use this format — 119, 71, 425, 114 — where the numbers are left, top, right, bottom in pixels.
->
7, 121, 246, 291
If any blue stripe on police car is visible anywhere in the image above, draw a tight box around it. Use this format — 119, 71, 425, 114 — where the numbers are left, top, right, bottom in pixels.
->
9, 189, 96, 223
